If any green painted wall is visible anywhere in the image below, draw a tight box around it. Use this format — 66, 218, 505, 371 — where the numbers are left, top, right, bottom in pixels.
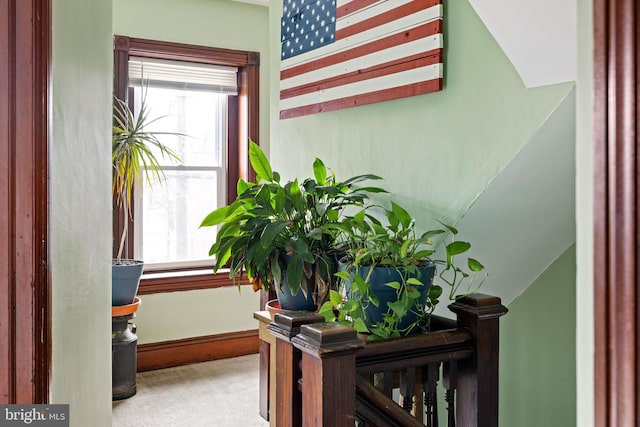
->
268, 0, 573, 228
51, 0, 113, 425
500, 245, 576, 426
113, 0, 270, 150
112, 0, 269, 344
268, 0, 578, 423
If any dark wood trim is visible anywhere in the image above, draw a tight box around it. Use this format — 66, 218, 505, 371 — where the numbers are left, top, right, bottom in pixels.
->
112, 38, 133, 259
117, 36, 254, 67
0, 0, 11, 403
138, 272, 250, 295
137, 329, 259, 372
258, 339, 270, 419
245, 58, 260, 183
0, 0, 51, 403
32, 0, 51, 404
227, 95, 240, 202
593, 0, 639, 425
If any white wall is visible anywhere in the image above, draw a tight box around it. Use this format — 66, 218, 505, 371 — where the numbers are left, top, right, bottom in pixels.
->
576, 0, 594, 425
468, 0, 576, 87
50, 0, 113, 425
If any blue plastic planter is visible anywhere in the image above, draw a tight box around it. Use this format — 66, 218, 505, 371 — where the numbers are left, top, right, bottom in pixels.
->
349, 263, 436, 331
112, 261, 144, 306
274, 279, 317, 311
274, 253, 323, 311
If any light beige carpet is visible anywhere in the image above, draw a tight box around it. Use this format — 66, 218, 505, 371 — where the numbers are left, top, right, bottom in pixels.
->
112, 354, 269, 427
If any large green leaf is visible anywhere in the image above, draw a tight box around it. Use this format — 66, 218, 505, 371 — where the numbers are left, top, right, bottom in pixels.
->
435, 220, 458, 235
387, 300, 406, 318
313, 158, 327, 184
260, 221, 287, 248
285, 255, 304, 295
384, 281, 401, 290
270, 252, 282, 289
237, 179, 250, 195
353, 318, 369, 333
421, 229, 445, 240
429, 284, 443, 300
353, 209, 366, 223
352, 186, 387, 193
289, 237, 314, 263
468, 258, 485, 272
446, 241, 471, 257
446, 241, 471, 268
248, 140, 273, 182
390, 202, 412, 228
200, 206, 229, 227
341, 174, 383, 186
274, 186, 286, 211
255, 185, 273, 210
288, 179, 303, 211
406, 278, 424, 286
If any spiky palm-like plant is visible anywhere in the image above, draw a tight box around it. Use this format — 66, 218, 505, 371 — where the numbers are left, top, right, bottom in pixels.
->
112, 93, 182, 264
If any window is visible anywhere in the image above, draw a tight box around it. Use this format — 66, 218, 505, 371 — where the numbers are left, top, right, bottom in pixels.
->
130, 58, 235, 270
113, 36, 260, 292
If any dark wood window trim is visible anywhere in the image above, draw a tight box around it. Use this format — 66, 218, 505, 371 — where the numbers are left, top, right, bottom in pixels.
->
138, 271, 250, 295
113, 35, 259, 294
593, 0, 640, 425
1, 0, 51, 403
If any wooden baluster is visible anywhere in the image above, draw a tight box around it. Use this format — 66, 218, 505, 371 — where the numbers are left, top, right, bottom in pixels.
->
291, 322, 365, 427
377, 370, 394, 398
400, 366, 417, 412
423, 362, 440, 427
443, 361, 457, 427
267, 311, 325, 427
449, 294, 508, 427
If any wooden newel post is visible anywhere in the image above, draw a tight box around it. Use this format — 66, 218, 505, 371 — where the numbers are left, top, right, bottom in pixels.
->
267, 311, 325, 427
291, 322, 365, 427
448, 293, 508, 427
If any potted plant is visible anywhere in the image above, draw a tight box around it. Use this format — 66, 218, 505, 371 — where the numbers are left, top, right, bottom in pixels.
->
319, 201, 487, 340
200, 141, 385, 310
111, 93, 182, 306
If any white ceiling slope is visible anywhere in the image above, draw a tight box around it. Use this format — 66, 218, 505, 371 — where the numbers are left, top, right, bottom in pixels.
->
468, 0, 576, 87
435, 88, 576, 315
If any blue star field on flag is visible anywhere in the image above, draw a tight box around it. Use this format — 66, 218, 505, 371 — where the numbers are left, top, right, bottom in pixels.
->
281, 0, 337, 60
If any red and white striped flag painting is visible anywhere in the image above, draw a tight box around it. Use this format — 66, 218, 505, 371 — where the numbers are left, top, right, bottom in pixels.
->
279, 0, 443, 119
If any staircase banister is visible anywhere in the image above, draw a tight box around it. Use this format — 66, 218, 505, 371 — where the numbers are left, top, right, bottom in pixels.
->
267, 310, 325, 427
291, 321, 365, 427
358, 328, 473, 359
355, 374, 425, 427
448, 293, 508, 427
356, 329, 474, 375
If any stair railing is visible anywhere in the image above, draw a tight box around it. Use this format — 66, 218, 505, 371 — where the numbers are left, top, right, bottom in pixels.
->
267, 293, 507, 427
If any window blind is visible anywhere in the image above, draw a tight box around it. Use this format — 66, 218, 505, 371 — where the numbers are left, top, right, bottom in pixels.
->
129, 57, 238, 95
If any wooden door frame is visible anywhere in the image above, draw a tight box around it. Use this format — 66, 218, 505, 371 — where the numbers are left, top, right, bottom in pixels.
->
0, 0, 51, 403
593, 0, 639, 425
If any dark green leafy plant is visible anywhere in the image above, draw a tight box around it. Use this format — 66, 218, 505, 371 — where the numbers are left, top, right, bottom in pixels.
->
200, 141, 386, 306
112, 93, 182, 264
319, 202, 487, 340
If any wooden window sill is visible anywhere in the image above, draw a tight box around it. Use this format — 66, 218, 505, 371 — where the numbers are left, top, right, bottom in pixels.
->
138, 269, 249, 295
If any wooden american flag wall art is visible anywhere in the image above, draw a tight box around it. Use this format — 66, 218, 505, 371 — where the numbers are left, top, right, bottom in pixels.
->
279, 0, 444, 119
